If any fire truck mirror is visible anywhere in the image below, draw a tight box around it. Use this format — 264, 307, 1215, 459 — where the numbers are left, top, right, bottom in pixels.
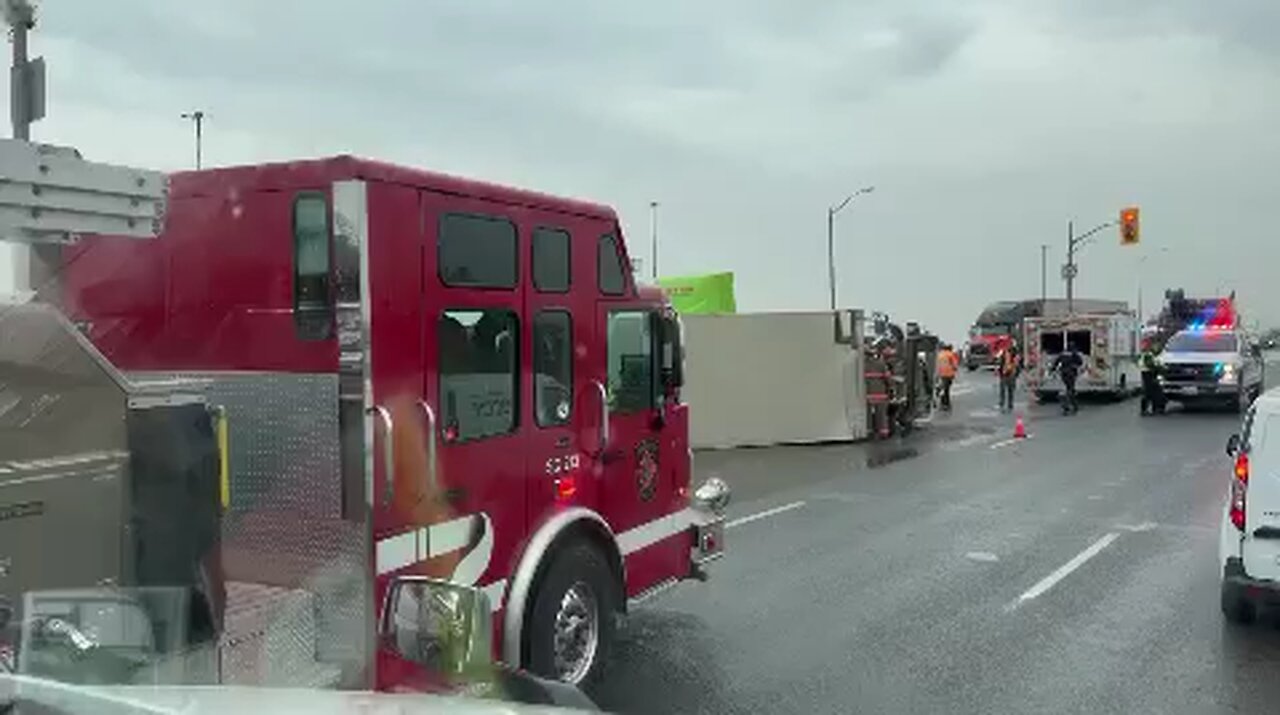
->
381, 577, 493, 677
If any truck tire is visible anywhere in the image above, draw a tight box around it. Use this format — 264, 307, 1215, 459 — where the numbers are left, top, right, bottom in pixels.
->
1220, 581, 1256, 625
526, 540, 619, 691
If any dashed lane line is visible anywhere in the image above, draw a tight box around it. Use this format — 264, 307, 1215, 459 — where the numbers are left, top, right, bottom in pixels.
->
1006, 532, 1120, 611
726, 500, 807, 529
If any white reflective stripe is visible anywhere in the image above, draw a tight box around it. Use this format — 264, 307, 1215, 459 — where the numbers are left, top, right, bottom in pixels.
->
375, 531, 416, 575
428, 515, 475, 558
375, 513, 495, 578
617, 508, 699, 556
481, 579, 508, 612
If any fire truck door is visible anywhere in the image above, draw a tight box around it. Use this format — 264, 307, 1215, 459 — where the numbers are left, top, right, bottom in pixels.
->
594, 305, 680, 592
411, 201, 528, 592
523, 222, 587, 531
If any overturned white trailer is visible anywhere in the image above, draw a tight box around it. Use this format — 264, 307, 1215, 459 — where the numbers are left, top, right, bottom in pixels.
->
680, 310, 867, 449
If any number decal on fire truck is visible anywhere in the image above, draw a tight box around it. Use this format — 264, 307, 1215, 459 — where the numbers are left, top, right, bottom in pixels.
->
544, 453, 581, 476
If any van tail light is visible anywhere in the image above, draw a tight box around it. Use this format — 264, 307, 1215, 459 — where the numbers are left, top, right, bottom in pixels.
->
1230, 452, 1249, 531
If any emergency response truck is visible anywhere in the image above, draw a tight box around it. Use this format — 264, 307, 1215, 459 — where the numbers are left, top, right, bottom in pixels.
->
1023, 311, 1141, 401
0, 145, 729, 695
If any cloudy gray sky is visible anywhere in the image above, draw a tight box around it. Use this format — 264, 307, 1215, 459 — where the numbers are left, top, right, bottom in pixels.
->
8, 0, 1280, 340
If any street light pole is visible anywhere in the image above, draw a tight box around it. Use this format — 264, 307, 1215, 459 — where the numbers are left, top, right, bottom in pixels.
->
1040, 244, 1048, 302
181, 110, 205, 169
649, 200, 658, 281
827, 185, 875, 311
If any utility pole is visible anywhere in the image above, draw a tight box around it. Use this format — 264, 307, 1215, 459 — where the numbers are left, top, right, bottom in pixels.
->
1065, 221, 1074, 312
181, 110, 205, 169
6, 0, 46, 297
7, 0, 39, 141
1040, 244, 1048, 302
649, 200, 658, 281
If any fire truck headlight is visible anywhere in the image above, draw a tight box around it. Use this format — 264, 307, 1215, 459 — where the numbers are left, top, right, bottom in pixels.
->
693, 477, 731, 515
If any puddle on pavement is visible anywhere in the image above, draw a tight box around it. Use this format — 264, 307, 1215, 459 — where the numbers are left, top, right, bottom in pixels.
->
865, 445, 921, 468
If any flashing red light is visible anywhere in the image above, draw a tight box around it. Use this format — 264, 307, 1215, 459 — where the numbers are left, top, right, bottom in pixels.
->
1230, 452, 1249, 531
554, 476, 577, 501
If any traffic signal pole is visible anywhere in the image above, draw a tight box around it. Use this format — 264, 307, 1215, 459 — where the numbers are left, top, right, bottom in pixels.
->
1063, 219, 1116, 315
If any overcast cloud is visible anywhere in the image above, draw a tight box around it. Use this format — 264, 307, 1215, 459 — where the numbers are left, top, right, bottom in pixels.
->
8, 0, 1280, 339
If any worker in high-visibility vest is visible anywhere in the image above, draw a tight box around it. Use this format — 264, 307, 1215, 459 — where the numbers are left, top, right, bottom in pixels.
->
935, 344, 960, 411
997, 343, 1020, 412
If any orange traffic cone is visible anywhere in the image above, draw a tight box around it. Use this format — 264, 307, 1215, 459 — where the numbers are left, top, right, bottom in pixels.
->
1013, 414, 1027, 439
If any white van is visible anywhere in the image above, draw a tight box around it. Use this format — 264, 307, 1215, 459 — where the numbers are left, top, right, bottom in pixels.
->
1219, 388, 1280, 623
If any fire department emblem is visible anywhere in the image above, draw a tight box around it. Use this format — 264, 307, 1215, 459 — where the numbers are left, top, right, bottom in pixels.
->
635, 439, 660, 502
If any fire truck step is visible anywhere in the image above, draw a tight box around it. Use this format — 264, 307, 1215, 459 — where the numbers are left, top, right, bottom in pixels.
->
219, 581, 342, 688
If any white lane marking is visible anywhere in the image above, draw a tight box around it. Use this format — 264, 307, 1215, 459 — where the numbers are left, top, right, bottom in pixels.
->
1087, 495, 1103, 501
989, 435, 1033, 450
950, 385, 976, 397
970, 408, 1001, 419
1117, 521, 1157, 533
1007, 532, 1120, 611
943, 432, 1001, 450
726, 501, 807, 529
965, 551, 1000, 563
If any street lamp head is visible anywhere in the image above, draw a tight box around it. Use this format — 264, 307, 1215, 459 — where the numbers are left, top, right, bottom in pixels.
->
860, 186, 876, 195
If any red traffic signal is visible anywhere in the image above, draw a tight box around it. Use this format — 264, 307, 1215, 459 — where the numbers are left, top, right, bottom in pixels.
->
1119, 206, 1140, 245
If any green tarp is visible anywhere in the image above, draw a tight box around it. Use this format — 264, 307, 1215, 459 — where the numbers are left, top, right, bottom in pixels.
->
657, 272, 737, 314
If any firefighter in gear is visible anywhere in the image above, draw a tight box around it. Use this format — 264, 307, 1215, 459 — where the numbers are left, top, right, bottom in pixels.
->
997, 343, 1020, 411
1139, 344, 1166, 415
935, 343, 960, 411
1052, 345, 1084, 415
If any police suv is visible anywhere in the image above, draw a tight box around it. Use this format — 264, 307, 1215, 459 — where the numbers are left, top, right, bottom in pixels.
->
1158, 326, 1264, 413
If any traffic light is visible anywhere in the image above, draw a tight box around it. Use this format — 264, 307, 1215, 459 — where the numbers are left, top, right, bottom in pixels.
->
1119, 206, 1140, 245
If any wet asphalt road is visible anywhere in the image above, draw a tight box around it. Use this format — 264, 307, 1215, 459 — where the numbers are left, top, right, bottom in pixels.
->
594, 363, 1280, 714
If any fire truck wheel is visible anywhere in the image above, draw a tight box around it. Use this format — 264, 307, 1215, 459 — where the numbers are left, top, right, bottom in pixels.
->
526, 540, 618, 689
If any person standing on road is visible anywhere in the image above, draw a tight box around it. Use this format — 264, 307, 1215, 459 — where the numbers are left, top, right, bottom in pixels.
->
1053, 345, 1084, 415
936, 343, 960, 411
997, 343, 1020, 412
1139, 343, 1166, 416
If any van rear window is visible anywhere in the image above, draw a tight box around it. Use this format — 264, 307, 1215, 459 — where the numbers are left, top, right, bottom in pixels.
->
439, 213, 517, 289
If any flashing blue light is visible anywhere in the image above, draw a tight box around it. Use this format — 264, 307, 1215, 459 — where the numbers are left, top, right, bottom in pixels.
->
1214, 362, 1225, 376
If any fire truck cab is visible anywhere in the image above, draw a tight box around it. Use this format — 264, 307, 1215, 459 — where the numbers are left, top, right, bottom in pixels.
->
2, 150, 727, 694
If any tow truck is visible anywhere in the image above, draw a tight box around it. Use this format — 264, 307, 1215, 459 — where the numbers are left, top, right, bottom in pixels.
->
0, 141, 730, 696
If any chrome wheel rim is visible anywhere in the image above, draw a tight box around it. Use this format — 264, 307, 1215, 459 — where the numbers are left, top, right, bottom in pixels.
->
552, 581, 599, 684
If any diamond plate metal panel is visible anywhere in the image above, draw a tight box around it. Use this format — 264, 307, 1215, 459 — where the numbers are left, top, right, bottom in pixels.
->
129, 371, 370, 688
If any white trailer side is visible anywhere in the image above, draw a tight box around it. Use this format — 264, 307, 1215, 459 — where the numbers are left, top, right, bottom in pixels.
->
680, 311, 866, 449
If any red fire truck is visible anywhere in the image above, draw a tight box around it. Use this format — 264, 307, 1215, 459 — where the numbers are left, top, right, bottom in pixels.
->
0, 149, 728, 695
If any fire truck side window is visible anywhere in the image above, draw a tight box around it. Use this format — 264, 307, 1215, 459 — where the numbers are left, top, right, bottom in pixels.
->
292, 193, 332, 340
533, 311, 573, 426
607, 311, 654, 413
598, 234, 626, 296
439, 309, 519, 441
533, 228, 571, 293
438, 213, 518, 289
